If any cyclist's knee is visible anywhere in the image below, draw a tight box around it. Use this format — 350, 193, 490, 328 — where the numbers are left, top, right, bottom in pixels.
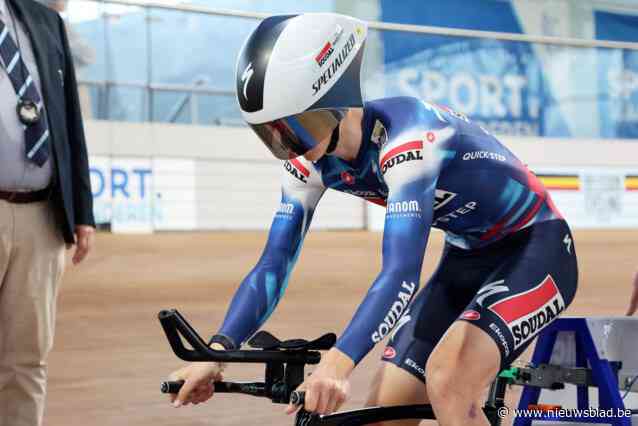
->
425, 359, 462, 403
425, 360, 484, 421
425, 338, 470, 401
425, 324, 500, 403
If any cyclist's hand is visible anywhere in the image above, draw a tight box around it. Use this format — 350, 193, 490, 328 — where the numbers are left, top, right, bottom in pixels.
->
168, 360, 223, 407
286, 348, 353, 415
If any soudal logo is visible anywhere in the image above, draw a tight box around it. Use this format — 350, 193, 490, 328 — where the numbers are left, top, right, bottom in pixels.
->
380, 141, 423, 174
372, 281, 416, 343
315, 42, 335, 67
315, 25, 343, 67
312, 33, 356, 95
284, 158, 309, 184
460, 310, 480, 321
488, 275, 565, 349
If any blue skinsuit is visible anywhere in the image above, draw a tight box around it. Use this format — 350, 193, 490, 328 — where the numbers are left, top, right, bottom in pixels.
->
217, 96, 573, 369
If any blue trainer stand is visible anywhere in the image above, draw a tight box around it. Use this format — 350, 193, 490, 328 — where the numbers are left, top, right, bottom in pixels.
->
514, 318, 631, 426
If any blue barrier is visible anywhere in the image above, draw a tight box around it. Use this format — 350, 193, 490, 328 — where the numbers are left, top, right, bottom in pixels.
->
515, 318, 631, 426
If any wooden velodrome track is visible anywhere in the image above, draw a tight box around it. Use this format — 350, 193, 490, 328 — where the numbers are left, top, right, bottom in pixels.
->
46, 229, 637, 426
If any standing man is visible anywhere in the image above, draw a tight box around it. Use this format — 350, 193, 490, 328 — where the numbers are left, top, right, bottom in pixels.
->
0, 1, 95, 425
628, 271, 638, 316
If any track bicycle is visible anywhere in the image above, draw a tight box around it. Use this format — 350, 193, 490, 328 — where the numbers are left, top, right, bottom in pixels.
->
158, 309, 635, 425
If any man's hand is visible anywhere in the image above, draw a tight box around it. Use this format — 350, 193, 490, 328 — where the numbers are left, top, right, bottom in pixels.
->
627, 271, 638, 316
72, 225, 95, 265
286, 348, 354, 416
168, 361, 224, 407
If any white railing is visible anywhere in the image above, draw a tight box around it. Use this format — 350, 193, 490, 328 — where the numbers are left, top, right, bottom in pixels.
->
86, 0, 638, 50
72, 0, 638, 130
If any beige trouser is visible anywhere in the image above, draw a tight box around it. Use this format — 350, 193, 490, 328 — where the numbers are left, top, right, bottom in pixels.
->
0, 200, 66, 426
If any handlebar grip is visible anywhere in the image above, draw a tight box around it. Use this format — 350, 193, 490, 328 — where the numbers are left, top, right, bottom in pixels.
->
161, 380, 264, 397
161, 380, 228, 394
161, 380, 184, 394
290, 390, 305, 406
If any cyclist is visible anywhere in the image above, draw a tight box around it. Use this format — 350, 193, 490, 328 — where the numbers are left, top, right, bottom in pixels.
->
167, 13, 578, 426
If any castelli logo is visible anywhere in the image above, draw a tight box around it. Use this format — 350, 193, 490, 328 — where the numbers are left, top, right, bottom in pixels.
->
461, 310, 481, 321
341, 171, 355, 185
383, 347, 396, 359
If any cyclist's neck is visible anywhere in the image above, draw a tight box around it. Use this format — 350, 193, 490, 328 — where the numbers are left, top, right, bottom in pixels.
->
331, 108, 363, 163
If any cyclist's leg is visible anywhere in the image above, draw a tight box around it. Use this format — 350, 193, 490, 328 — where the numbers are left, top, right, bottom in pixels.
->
366, 246, 482, 426
365, 287, 432, 426
426, 322, 500, 426
424, 220, 578, 426
366, 364, 428, 426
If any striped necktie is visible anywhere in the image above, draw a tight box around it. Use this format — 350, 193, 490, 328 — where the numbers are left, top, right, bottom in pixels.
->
0, 16, 50, 167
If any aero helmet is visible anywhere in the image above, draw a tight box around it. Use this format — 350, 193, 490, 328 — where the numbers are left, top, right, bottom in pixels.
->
236, 13, 368, 159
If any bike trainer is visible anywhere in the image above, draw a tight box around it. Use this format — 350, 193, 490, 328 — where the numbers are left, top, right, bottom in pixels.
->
514, 317, 638, 426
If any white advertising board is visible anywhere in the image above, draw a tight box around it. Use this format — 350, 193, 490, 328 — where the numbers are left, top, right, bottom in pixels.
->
89, 157, 196, 232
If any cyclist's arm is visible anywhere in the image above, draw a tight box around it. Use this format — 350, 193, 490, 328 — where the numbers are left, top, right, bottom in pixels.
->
335, 137, 441, 364
215, 161, 325, 348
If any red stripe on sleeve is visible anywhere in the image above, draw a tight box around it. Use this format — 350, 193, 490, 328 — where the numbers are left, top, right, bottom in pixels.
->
367, 198, 387, 207
510, 195, 545, 233
525, 168, 545, 197
290, 158, 310, 177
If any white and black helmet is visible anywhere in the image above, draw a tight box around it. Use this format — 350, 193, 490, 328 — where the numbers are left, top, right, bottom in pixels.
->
236, 13, 368, 159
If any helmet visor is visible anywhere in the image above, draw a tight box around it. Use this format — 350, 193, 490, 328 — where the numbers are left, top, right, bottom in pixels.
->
250, 110, 344, 159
